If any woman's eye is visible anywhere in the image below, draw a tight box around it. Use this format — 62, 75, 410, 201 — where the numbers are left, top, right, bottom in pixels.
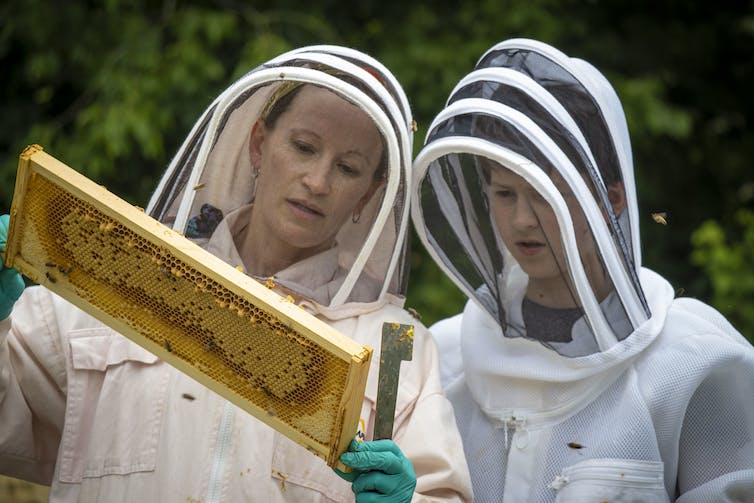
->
494, 189, 513, 199
338, 163, 358, 176
293, 141, 315, 154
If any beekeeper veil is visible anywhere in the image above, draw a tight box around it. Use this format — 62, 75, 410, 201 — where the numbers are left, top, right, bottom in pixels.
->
146, 46, 413, 309
412, 39, 650, 356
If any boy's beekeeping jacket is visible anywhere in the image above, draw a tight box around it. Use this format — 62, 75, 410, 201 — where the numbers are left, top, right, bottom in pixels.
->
411, 38, 754, 502
0, 46, 472, 502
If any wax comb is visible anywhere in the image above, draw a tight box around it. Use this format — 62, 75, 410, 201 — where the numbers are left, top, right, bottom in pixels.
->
3, 145, 372, 466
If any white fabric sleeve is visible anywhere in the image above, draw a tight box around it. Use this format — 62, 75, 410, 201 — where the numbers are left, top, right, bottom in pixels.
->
428, 313, 464, 390
0, 286, 67, 485
675, 358, 754, 500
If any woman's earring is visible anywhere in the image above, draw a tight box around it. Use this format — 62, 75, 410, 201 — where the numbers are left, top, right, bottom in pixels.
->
249, 164, 260, 203
352, 211, 361, 224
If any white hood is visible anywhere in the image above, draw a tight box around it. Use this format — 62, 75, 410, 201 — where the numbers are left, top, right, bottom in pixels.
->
411, 39, 672, 418
145, 46, 414, 309
412, 38, 651, 357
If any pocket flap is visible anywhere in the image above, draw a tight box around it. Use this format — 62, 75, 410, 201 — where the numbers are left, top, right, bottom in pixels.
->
70, 329, 159, 370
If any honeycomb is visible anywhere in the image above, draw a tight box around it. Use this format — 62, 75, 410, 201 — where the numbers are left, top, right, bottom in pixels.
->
4, 145, 372, 466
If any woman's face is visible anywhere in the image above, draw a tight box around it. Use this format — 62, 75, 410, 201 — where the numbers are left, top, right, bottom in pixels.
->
487, 164, 602, 306
248, 85, 383, 268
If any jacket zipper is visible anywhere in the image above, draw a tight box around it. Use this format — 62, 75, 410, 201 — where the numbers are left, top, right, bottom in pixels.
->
205, 401, 235, 503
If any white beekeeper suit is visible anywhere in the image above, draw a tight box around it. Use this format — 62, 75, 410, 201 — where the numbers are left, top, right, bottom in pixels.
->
0, 45, 472, 502
411, 38, 754, 502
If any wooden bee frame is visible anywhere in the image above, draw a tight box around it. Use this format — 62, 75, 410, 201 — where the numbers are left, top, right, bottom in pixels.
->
3, 145, 372, 467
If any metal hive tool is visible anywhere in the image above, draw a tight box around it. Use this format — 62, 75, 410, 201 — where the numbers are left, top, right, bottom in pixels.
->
3, 145, 372, 467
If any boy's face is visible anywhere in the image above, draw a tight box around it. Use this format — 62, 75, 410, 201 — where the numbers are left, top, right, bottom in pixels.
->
486, 162, 603, 305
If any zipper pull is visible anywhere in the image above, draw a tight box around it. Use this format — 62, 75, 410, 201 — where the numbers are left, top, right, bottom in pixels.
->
496, 416, 526, 450
514, 419, 529, 450
548, 474, 570, 490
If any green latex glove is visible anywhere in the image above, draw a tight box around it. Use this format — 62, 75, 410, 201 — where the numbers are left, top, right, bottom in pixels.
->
0, 215, 25, 320
334, 439, 417, 503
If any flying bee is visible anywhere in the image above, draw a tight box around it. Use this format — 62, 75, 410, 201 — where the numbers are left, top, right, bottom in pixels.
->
193, 183, 205, 191
651, 212, 668, 225
411, 119, 418, 132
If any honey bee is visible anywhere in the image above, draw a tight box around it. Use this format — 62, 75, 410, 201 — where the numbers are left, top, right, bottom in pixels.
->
45, 271, 57, 283
193, 183, 205, 191
181, 393, 195, 401
163, 340, 172, 353
651, 212, 668, 225
58, 266, 73, 276
45, 261, 58, 268
567, 442, 585, 450
407, 307, 422, 321
411, 119, 418, 132
159, 266, 176, 281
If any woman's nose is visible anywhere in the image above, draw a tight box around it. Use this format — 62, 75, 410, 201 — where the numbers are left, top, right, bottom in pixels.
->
301, 161, 331, 195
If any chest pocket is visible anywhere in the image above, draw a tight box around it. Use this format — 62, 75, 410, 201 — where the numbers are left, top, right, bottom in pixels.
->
59, 328, 169, 483
268, 393, 376, 502
552, 458, 669, 503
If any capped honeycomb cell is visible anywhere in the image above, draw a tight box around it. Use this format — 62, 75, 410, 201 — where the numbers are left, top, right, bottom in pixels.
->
3, 145, 372, 466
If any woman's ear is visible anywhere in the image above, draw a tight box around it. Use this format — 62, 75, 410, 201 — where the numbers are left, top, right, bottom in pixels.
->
607, 181, 627, 216
248, 119, 266, 169
353, 177, 385, 216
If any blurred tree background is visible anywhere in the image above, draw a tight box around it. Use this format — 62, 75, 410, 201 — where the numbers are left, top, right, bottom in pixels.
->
2, 2, 754, 331
1, 0, 753, 497
0, 0, 754, 338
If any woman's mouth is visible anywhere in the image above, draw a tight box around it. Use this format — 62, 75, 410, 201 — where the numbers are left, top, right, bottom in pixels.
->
288, 199, 324, 218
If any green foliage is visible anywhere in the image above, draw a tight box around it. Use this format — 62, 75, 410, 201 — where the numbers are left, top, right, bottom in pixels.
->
691, 211, 754, 342
1, 0, 753, 332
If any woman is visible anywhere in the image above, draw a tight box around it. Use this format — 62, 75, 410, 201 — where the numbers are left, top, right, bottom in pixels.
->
0, 46, 472, 502
411, 38, 754, 501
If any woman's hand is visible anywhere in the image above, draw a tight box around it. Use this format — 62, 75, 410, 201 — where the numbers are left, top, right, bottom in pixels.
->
334, 439, 417, 503
0, 215, 25, 320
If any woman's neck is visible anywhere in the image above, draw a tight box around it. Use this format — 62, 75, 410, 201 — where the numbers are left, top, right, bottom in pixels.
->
236, 207, 332, 277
